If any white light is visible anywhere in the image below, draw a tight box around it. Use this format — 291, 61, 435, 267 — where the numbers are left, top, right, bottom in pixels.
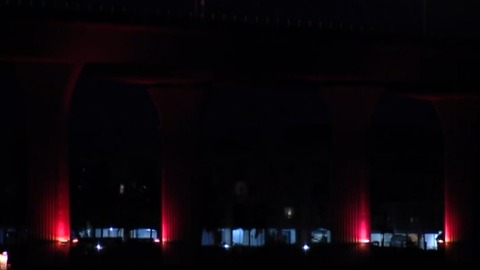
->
223, 244, 230, 249
58, 238, 69, 244
302, 244, 310, 251
284, 207, 294, 219
109, 227, 113, 231
0, 251, 8, 269
96, 243, 102, 251
360, 239, 370, 244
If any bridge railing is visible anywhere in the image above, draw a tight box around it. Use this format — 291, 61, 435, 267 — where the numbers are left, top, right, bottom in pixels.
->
203, 0, 422, 31
1, 0, 479, 39
0, 0, 195, 15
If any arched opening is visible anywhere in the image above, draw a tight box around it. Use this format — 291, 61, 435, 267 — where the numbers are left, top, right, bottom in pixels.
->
199, 81, 331, 247
69, 77, 161, 243
369, 93, 444, 249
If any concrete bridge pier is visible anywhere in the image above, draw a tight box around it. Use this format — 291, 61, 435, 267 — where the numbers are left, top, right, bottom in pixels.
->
322, 87, 382, 250
432, 98, 479, 263
148, 85, 206, 265
15, 62, 83, 266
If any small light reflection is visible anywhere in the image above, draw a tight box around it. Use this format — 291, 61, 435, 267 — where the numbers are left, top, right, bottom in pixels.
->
58, 238, 69, 243
284, 207, 294, 219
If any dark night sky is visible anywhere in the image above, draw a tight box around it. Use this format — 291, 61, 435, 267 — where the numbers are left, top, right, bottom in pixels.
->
370, 94, 444, 202
69, 78, 160, 162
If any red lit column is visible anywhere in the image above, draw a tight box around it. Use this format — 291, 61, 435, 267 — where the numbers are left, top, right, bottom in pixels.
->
323, 87, 381, 244
433, 98, 478, 248
148, 86, 204, 247
16, 63, 83, 242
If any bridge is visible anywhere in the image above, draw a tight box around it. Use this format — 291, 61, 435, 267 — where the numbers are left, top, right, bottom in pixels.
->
1, 0, 479, 39
0, 0, 479, 266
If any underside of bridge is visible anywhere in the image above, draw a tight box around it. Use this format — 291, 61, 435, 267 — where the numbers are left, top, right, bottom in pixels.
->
1, 1, 479, 265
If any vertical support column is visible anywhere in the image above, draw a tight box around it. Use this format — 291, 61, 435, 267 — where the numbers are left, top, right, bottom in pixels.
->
148, 86, 204, 249
16, 63, 82, 243
433, 98, 478, 255
323, 87, 381, 245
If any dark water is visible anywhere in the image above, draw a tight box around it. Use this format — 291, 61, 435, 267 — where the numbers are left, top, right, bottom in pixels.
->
5, 243, 477, 270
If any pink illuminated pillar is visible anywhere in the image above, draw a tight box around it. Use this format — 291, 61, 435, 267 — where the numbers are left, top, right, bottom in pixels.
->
16, 63, 83, 242
323, 87, 381, 244
148, 86, 204, 247
433, 98, 478, 247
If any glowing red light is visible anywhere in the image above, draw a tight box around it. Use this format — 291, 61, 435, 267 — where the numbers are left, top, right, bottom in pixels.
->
357, 171, 370, 244
445, 220, 451, 243
56, 221, 68, 242
55, 174, 70, 242
444, 186, 453, 243
358, 219, 370, 244
161, 190, 169, 244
